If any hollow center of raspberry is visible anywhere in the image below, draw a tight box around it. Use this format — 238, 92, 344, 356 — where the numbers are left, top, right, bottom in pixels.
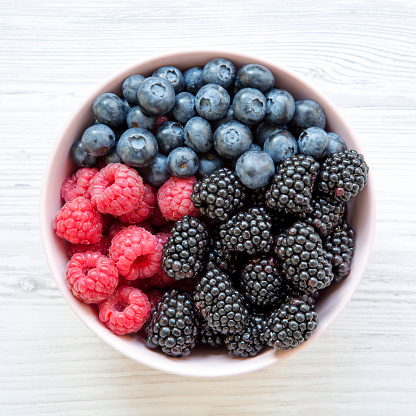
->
114, 300, 128, 312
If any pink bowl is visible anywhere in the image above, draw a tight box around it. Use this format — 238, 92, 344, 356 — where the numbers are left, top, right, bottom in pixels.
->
40, 50, 376, 377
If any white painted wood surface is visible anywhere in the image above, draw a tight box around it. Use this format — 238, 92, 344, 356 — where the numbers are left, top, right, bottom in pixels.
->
1, 0, 415, 414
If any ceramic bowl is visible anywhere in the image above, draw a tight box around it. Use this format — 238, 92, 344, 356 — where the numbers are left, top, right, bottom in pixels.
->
40, 50, 376, 377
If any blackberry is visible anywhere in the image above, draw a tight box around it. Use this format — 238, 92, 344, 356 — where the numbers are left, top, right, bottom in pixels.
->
265, 154, 320, 214
199, 320, 224, 347
275, 221, 334, 292
318, 150, 369, 202
298, 195, 345, 237
161, 215, 208, 280
145, 289, 198, 357
205, 238, 241, 275
240, 256, 284, 310
193, 267, 249, 335
224, 314, 267, 357
263, 298, 318, 351
191, 168, 248, 222
218, 207, 274, 255
323, 220, 356, 282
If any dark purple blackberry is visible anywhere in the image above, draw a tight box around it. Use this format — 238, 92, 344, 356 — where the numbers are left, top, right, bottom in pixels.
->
275, 221, 334, 292
193, 267, 249, 335
161, 215, 208, 280
265, 154, 320, 214
199, 320, 224, 347
224, 314, 267, 357
240, 256, 284, 310
323, 220, 356, 282
205, 238, 241, 275
191, 168, 248, 222
318, 150, 369, 202
145, 289, 198, 357
218, 207, 274, 255
262, 297, 318, 351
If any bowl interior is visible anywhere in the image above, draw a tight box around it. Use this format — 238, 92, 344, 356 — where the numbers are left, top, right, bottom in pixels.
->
40, 50, 376, 377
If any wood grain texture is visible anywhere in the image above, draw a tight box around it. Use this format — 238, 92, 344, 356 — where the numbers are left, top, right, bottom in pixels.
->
0, 0, 415, 415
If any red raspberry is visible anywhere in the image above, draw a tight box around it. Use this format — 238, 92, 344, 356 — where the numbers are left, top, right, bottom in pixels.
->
98, 285, 151, 335
61, 168, 99, 202
90, 163, 144, 216
157, 176, 199, 221
109, 226, 161, 280
153, 115, 170, 134
157, 222, 176, 234
149, 205, 172, 227
137, 289, 164, 337
54, 197, 103, 244
118, 184, 157, 224
67, 236, 111, 258
66, 251, 118, 304
149, 233, 174, 288
108, 220, 153, 240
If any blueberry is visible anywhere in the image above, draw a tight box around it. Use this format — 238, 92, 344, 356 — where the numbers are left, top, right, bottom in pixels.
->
137, 77, 176, 116
122, 74, 145, 105
202, 57, 236, 90
104, 146, 122, 165
232, 88, 267, 125
122, 98, 133, 114
117, 128, 158, 167
289, 100, 326, 131
92, 93, 126, 128
327, 132, 347, 156
265, 89, 295, 125
298, 127, 329, 159
235, 150, 275, 189
69, 139, 97, 167
254, 121, 285, 147
183, 116, 213, 153
81, 124, 116, 157
172, 92, 196, 124
183, 67, 204, 94
155, 121, 184, 154
264, 130, 298, 163
213, 120, 252, 159
140, 153, 170, 187
195, 84, 230, 121
167, 147, 199, 178
196, 150, 226, 179
249, 143, 262, 152
152, 66, 185, 94
236, 64, 275, 94
210, 105, 235, 131
126, 106, 157, 131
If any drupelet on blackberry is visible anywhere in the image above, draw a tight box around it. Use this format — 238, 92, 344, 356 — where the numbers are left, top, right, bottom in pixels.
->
198, 320, 224, 347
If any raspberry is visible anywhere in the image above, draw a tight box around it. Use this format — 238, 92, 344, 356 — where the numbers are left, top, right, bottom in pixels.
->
61, 167, 99, 202
153, 115, 170, 134
137, 289, 164, 337
90, 163, 144, 216
149, 205, 172, 227
118, 184, 157, 224
67, 236, 111, 258
66, 251, 118, 304
108, 219, 153, 240
157, 176, 199, 221
54, 197, 103, 244
149, 233, 174, 288
109, 225, 161, 280
98, 285, 151, 335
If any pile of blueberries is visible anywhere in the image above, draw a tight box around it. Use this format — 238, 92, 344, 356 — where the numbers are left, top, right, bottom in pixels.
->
70, 57, 346, 189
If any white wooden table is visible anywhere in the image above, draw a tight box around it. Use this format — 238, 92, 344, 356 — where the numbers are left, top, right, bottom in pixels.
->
1, 1, 415, 414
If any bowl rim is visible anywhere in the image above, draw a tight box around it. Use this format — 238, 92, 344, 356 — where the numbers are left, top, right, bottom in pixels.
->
40, 48, 376, 377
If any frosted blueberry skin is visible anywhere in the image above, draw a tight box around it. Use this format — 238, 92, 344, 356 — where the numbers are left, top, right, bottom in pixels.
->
195, 84, 231, 121
265, 89, 295, 125
236, 64, 275, 94
183, 67, 204, 95
298, 127, 329, 160
213, 120, 253, 159
81, 124, 116, 157
70, 139, 97, 167
152, 66, 185, 94
202, 57, 236, 90
264, 130, 298, 163
167, 147, 199, 178
210, 105, 235, 131
155, 121, 184, 155
254, 121, 285, 147
172, 92, 196, 124
117, 128, 158, 167
104, 147, 122, 165
122, 74, 145, 105
289, 99, 326, 131
126, 106, 157, 131
235, 150, 275, 189
249, 143, 262, 152
196, 151, 226, 179
137, 77, 176, 116
140, 153, 170, 188
327, 132, 347, 156
184, 116, 213, 153
92, 93, 127, 128
233, 88, 267, 125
